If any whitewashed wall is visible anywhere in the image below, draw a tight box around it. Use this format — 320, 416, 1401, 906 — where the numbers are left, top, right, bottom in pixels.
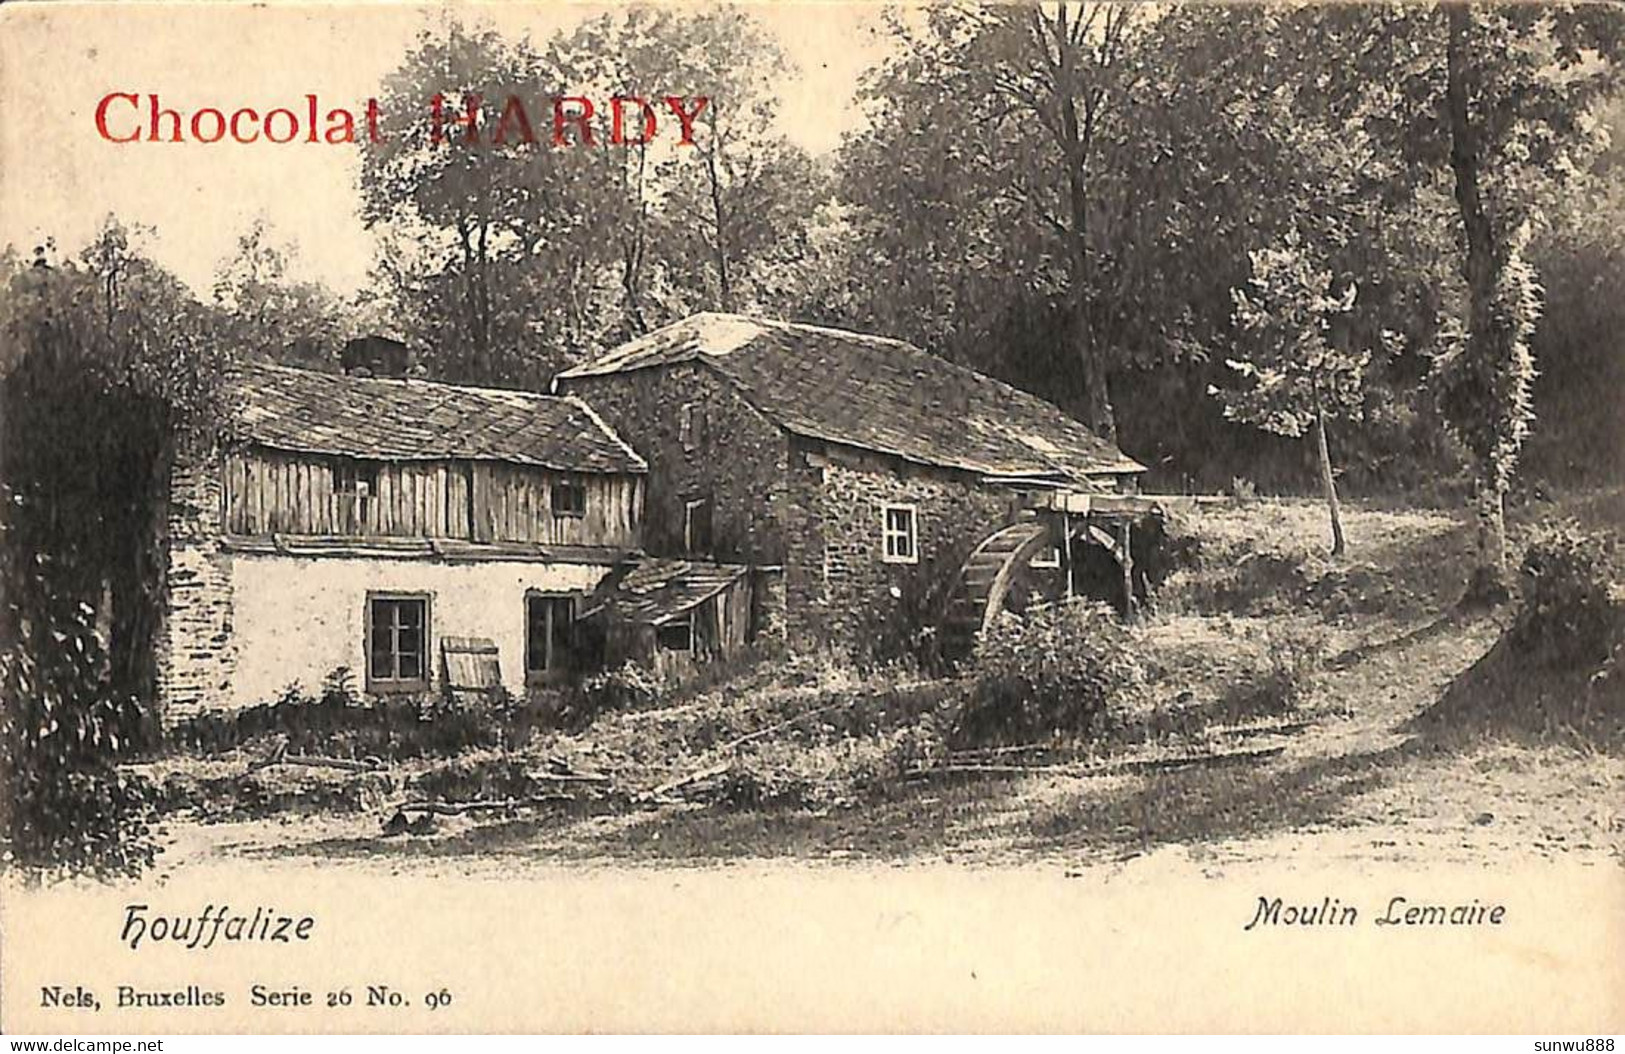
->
225, 553, 611, 708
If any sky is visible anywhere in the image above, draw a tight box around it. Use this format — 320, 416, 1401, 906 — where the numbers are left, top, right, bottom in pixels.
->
0, 1, 898, 298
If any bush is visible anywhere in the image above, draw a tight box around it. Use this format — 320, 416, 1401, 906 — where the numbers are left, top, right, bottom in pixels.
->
168, 674, 504, 760
1217, 621, 1324, 718
714, 718, 950, 809
555, 663, 665, 730
1513, 523, 1620, 666
407, 753, 540, 804
1, 590, 161, 881
955, 599, 1146, 746
849, 540, 973, 674
1129, 616, 1327, 738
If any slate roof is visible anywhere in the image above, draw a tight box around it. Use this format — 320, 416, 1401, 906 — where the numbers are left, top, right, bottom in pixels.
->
578, 557, 750, 626
558, 313, 1144, 482
230, 363, 646, 474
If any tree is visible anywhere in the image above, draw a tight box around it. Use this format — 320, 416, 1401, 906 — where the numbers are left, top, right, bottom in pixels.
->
1355, 3, 1625, 597
839, 3, 1142, 439
0, 223, 235, 878
360, 19, 611, 386
835, 2, 1461, 497
1215, 234, 1370, 556
213, 218, 350, 369
651, 7, 821, 317
360, 10, 820, 380
1523, 91, 1625, 485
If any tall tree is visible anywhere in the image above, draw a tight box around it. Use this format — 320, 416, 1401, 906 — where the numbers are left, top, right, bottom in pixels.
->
1216, 234, 1371, 556
844, 3, 1141, 438
1310, 3, 1621, 594
651, 7, 822, 318
213, 218, 350, 369
360, 19, 611, 386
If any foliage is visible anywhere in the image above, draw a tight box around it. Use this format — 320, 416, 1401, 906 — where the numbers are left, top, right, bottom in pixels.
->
1129, 615, 1327, 740
554, 662, 665, 731
1216, 234, 1370, 439
850, 536, 976, 675
167, 680, 505, 760
1512, 522, 1621, 667
0, 226, 235, 880
713, 719, 949, 809
212, 219, 353, 369
406, 752, 540, 805
1385, 4, 1623, 582
955, 599, 1146, 746
1523, 146, 1625, 485
357, 11, 827, 387
0, 586, 160, 880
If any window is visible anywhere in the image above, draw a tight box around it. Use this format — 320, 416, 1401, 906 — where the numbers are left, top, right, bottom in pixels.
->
881, 504, 918, 564
655, 617, 693, 652
683, 497, 713, 554
679, 402, 706, 453
367, 593, 429, 692
1031, 544, 1062, 569
334, 459, 378, 532
551, 478, 587, 518
526, 594, 576, 681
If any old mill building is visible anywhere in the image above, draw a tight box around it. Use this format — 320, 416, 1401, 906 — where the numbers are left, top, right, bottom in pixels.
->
157, 314, 1154, 719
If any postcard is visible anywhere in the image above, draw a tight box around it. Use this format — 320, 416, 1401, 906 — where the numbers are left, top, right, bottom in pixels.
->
1, 0, 1621, 1035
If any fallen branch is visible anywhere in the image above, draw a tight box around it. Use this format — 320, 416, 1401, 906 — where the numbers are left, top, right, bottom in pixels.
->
394, 795, 576, 816
1210, 719, 1312, 741
527, 771, 612, 785
947, 743, 1058, 759
909, 744, 1287, 782
637, 760, 735, 803
244, 740, 385, 775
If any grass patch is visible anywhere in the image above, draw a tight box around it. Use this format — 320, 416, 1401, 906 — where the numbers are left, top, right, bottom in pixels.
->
1156, 500, 1462, 619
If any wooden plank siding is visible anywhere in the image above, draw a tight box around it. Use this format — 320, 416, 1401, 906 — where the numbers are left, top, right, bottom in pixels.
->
223, 448, 642, 548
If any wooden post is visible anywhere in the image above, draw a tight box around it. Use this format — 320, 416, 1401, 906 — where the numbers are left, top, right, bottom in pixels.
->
1062, 510, 1075, 600
1118, 519, 1136, 620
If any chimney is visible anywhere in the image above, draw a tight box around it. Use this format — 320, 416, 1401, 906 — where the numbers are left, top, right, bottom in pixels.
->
341, 335, 412, 378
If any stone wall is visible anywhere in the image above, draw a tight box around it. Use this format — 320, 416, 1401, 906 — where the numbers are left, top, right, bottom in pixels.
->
782, 442, 1027, 649
559, 365, 794, 566
155, 455, 236, 723
566, 363, 1121, 656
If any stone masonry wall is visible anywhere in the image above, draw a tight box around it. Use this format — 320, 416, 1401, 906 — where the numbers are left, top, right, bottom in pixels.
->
560, 364, 800, 649
155, 454, 236, 724
782, 442, 1025, 650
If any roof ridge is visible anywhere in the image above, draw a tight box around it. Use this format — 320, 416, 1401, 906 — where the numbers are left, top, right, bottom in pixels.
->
240, 360, 575, 406
564, 393, 649, 472
744, 315, 917, 352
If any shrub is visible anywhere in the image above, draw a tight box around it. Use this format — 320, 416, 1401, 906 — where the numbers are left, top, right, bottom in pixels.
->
168, 675, 502, 760
1513, 522, 1620, 667
955, 599, 1146, 746
850, 539, 973, 674
555, 663, 664, 730
1217, 621, 1325, 718
713, 715, 951, 809
0, 591, 160, 880
407, 753, 539, 804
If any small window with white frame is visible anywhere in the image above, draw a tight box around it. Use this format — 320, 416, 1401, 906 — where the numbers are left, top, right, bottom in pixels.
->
1030, 544, 1062, 569
881, 504, 918, 564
